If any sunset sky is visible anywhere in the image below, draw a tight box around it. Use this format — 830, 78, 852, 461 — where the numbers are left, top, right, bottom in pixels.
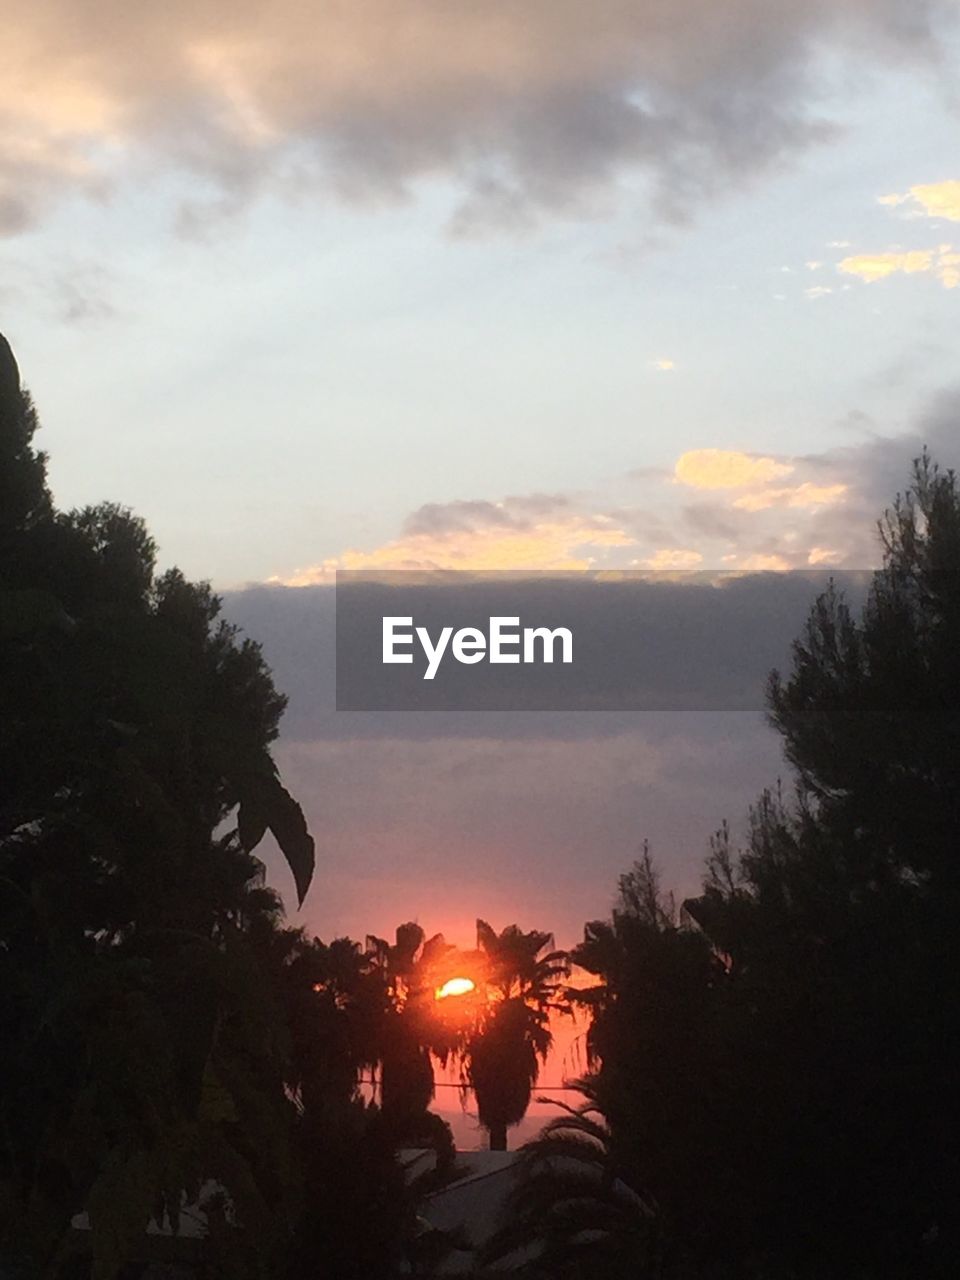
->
3, 1, 959, 966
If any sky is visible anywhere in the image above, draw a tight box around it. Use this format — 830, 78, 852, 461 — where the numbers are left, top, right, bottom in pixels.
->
3, 1, 959, 978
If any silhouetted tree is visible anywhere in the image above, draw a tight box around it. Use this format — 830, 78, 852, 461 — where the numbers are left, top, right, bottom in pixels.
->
484, 1080, 656, 1278
0, 334, 315, 1277
463, 921, 569, 1151
569, 852, 735, 1275
565, 455, 960, 1278
365, 923, 459, 1142
256, 924, 445, 1280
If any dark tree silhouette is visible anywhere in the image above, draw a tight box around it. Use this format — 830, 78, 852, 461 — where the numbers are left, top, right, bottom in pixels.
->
365, 922, 459, 1141
569, 852, 732, 1274
513, 455, 960, 1279
483, 1081, 656, 1278
0, 334, 317, 1277
463, 921, 568, 1151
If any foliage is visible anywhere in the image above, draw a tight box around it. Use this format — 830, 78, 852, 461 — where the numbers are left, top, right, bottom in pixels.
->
553, 455, 960, 1278
462, 921, 569, 1151
0, 334, 315, 1277
484, 1083, 656, 1278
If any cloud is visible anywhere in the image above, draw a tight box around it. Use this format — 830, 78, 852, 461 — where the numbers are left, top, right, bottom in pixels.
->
839, 249, 933, 280
736, 554, 791, 570
0, 0, 952, 235
807, 546, 844, 565
878, 179, 960, 222
274, 495, 637, 582
0, 256, 120, 323
643, 548, 703, 569
732, 481, 847, 512
229, 570, 872, 732
222, 572, 874, 934
831, 182, 960, 290
653, 358, 676, 371
268, 387, 960, 586
233, 390, 960, 929
877, 192, 911, 208
674, 449, 794, 490
262, 722, 779, 942
838, 247, 960, 288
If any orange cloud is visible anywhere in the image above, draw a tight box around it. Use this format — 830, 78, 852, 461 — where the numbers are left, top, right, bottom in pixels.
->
878, 180, 960, 223
274, 513, 636, 584
736, 554, 791, 570
268, 424, 915, 588
674, 449, 793, 490
838, 247, 958, 289
643, 548, 704, 570
807, 546, 843, 565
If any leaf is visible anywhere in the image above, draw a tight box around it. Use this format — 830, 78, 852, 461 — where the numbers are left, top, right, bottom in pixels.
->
476, 919, 498, 955
237, 771, 315, 907
237, 791, 269, 854
265, 780, 315, 908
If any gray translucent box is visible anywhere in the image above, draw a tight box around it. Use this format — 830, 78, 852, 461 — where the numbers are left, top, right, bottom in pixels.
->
334, 569, 873, 712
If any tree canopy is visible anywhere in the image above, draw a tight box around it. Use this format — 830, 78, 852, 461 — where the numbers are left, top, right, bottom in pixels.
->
0, 334, 316, 1277
504, 455, 960, 1280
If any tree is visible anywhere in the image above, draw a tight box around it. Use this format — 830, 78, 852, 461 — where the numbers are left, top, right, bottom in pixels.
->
0, 333, 316, 1277
483, 1081, 656, 1278
681, 454, 960, 1276
569, 852, 735, 1274
462, 921, 569, 1151
563, 450, 960, 1276
767, 451, 960, 900
363, 923, 455, 1140
252, 924, 439, 1280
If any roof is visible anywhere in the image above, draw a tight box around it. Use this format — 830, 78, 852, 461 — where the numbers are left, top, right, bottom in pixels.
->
417, 1150, 525, 1274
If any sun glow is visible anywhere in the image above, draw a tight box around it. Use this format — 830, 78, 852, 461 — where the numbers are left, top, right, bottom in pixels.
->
436, 977, 476, 999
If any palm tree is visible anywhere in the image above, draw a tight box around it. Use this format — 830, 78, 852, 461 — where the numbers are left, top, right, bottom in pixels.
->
366, 923, 459, 1136
482, 1082, 657, 1277
462, 920, 569, 1151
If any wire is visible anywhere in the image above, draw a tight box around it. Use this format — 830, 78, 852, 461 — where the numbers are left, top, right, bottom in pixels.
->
358, 1078, 579, 1091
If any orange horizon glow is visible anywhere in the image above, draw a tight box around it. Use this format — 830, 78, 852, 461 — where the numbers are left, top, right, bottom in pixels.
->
436, 977, 476, 1000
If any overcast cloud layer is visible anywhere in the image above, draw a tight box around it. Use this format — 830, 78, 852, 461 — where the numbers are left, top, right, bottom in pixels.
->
219, 395, 959, 943
1, 0, 954, 235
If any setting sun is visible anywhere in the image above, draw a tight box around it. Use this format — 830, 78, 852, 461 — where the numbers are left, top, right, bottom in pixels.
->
436, 977, 476, 999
